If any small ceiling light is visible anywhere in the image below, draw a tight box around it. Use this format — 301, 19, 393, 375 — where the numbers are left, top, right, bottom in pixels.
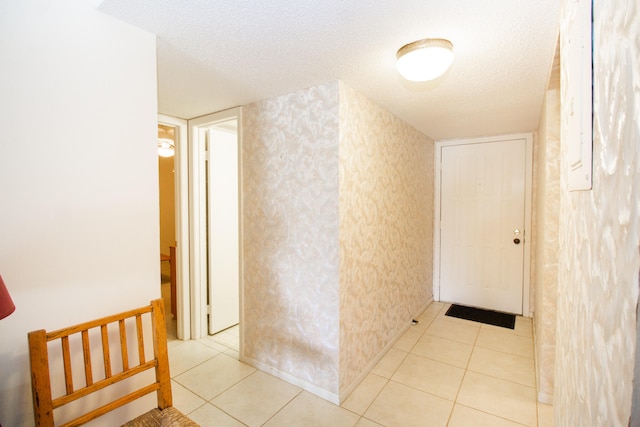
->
396, 38, 454, 82
158, 138, 175, 157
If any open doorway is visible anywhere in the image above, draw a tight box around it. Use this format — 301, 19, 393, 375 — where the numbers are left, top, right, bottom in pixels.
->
158, 115, 190, 341
189, 108, 242, 358
156, 110, 241, 353
158, 124, 177, 337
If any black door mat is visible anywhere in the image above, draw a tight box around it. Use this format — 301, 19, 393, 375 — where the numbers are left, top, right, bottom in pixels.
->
445, 304, 516, 329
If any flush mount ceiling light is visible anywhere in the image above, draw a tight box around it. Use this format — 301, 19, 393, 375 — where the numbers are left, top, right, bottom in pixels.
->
158, 138, 175, 157
396, 38, 454, 82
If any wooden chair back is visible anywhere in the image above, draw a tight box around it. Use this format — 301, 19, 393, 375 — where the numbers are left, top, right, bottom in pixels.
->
28, 299, 173, 427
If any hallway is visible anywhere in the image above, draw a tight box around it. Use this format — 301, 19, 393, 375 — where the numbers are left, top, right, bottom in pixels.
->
165, 301, 554, 426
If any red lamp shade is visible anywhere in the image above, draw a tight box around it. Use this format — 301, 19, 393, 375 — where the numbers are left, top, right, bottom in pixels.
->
0, 275, 15, 320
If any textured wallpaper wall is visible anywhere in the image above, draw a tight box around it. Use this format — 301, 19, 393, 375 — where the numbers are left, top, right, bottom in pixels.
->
533, 86, 560, 404
242, 81, 434, 402
242, 82, 342, 396
338, 83, 434, 395
555, 0, 640, 424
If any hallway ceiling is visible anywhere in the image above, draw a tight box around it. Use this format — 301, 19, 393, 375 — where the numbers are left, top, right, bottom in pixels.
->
98, 0, 559, 140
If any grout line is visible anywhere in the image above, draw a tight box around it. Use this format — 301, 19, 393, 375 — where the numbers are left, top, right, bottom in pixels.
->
444, 315, 480, 426
207, 400, 251, 426
340, 374, 390, 420
259, 389, 304, 426
451, 402, 530, 427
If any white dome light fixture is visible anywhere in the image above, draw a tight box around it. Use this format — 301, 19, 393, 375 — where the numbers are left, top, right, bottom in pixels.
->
396, 38, 454, 82
157, 138, 175, 157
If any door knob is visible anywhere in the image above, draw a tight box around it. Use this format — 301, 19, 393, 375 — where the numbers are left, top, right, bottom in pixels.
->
513, 228, 522, 244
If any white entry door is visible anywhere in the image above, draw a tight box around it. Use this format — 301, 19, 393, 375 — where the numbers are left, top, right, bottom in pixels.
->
439, 137, 527, 314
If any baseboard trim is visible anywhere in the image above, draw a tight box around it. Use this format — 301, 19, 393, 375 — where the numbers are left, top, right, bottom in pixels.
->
339, 297, 434, 403
241, 297, 435, 406
538, 391, 554, 405
532, 320, 554, 405
242, 356, 339, 404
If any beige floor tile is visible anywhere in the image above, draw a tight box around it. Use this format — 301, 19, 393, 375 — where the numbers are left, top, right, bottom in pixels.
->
371, 348, 407, 378
211, 370, 301, 427
467, 346, 535, 386
198, 337, 234, 353
538, 402, 555, 427
391, 353, 465, 401
341, 373, 388, 415
171, 379, 207, 415
355, 417, 384, 427
448, 404, 526, 427
264, 391, 360, 427
475, 329, 534, 359
393, 327, 423, 352
224, 348, 240, 360
225, 325, 240, 336
168, 340, 220, 376
364, 381, 453, 427
457, 371, 537, 426
410, 316, 434, 332
187, 402, 247, 427
167, 334, 184, 349
426, 318, 480, 345
411, 334, 474, 368
210, 331, 239, 350
420, 301, 447, 318
415, 313, 436, 326
173, 353, 256, 400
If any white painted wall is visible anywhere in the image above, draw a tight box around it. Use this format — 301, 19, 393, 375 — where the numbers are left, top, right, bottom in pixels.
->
0, 1, 158, 425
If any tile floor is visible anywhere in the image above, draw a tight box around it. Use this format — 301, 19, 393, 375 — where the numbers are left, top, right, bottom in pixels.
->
164, 300, 554, 427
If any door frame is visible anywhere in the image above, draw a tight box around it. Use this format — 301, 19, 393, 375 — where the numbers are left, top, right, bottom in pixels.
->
158, 114, 191, 340
433, 133, 533, 316
188, 107, 244, 347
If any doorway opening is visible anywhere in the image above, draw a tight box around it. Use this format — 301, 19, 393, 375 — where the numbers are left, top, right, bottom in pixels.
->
157, 109, 242, 353
189, 108, 243, 358
158, 115, 190, 340
158, 124, 177, 338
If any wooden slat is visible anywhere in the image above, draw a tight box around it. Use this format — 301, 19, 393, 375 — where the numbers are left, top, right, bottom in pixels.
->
45, 306, 152, 341
100, 325, 112, 378
59, 383, 160, 427
119, 319, 129, 371
52, 360, 157, 408
81, 330, 93, 386
61, 336, 73, 395
135, 314, 145, 364
151, 299, 172, 409
28, 330, 54, 426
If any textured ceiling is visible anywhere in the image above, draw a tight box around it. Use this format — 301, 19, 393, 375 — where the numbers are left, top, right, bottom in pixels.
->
98, 0, 559, 140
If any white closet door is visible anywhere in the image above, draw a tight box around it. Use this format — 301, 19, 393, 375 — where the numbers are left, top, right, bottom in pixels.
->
207, 124, 239, 334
